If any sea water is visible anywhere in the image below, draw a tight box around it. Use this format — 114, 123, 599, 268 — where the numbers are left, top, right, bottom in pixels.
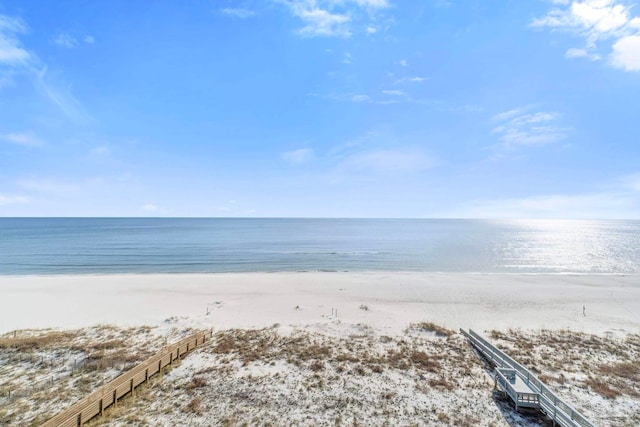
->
1, 218, 639, 275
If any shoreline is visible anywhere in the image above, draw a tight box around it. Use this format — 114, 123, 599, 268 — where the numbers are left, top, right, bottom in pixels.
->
1, 272, 638, 336
2, 270, 639, 277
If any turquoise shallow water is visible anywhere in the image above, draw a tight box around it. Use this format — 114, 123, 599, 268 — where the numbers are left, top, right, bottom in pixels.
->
1, 218, 639, 275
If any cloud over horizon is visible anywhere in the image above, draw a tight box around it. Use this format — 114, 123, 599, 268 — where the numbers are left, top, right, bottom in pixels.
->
0, 194, 29, 206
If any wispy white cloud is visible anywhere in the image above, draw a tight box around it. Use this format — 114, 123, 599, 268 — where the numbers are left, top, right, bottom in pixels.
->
279, 0, 389, 38
351, 94, 371, 102
493, 107, 527, 122
492, 107, 568, 150
318, 90, 416, 105
296, 7, 351, 37
408, 76, 428, 83
531, 1, 630, 37
0, 193, 28, 206
328, 131, 436, 178
220, 8, 256, 18
282, 148, 314, 164
444, 169, 640, 219
53, 32, 95, 48
339, 147, 434, 174
53, 33, 78, 48
565, 47, 601, 60
381, 89, 406, 96
1, 13, 93, 123
1, 131, 44, 147
451, 189, 640, 219
398, 59, 408, 67
394, 76, 429, 84
532, 0, 640, 71
35, 67, 93, 124
0, 14, 31, 66
142, 203, 158, 212
311, 91, 371, 103
350, 0, 389, 7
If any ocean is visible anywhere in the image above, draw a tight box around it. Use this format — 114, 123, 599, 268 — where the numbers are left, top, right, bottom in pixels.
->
0, 218, 639, 275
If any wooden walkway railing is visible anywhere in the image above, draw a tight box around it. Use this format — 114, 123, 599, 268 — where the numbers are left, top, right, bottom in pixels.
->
461, 329, 596, 427
41, 329, 212, 427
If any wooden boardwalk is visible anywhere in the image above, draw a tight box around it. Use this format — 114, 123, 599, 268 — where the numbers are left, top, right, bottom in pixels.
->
460, 329, 596, 427
41, 329, 212, 427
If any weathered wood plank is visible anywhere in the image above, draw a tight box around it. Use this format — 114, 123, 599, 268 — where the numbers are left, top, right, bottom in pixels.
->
41, 330, 212, 427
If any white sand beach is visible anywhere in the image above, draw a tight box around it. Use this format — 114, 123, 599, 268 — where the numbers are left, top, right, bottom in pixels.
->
2, 273, 640, 426
1, 272, 638, 336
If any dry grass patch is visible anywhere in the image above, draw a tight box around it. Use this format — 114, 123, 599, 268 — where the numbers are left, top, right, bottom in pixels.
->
585, 378, 621, 399
599, 361, 640, 379
409, 322, 454, 338
188, 376, 208, 389
88, 324, 640, 427
186, 396, 204, 415
209, 325, 465, 378
428, 377, 455, 391
0, 330, 79, 350
409, 350, 441, 373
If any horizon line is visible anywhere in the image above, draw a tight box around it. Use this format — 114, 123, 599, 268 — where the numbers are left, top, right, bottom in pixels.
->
0, 216, 638, 221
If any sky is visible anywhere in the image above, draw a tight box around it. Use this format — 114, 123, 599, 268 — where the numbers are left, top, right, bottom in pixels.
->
0, 0, 639, 218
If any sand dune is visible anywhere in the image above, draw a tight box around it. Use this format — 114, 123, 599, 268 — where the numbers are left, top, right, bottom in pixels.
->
2, 273, 639, 426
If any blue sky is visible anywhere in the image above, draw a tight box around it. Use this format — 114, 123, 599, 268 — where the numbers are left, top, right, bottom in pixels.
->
1, 0, 639, 218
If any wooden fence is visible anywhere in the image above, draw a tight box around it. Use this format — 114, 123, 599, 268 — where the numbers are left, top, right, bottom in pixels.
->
41, 330, 212, 427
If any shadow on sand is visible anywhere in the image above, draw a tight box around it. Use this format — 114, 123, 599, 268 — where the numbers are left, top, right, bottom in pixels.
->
471, 345, 552, 427
491, 389, 553, 427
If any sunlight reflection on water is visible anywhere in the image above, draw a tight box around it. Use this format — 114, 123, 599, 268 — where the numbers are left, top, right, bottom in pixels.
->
1, 218, 639, 274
